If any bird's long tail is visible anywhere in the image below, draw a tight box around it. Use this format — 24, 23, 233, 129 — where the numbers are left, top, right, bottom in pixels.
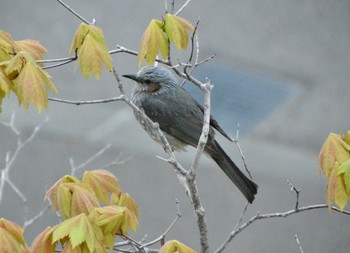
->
209, 141, 258, 203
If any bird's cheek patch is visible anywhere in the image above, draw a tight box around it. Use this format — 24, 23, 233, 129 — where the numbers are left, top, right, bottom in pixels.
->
147, 82, 161, 93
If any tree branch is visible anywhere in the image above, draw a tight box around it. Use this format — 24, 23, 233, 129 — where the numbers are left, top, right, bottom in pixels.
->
214, 204, 350, 253
56, 0, 94, 25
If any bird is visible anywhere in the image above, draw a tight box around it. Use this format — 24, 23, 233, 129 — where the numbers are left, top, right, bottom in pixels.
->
123, 66, 258, 203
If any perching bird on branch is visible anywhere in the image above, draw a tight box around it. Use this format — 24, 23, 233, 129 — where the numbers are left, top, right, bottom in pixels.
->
123, 67, 258, 203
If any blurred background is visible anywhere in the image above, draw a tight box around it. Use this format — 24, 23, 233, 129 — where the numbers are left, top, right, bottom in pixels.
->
1, 0, 349, 252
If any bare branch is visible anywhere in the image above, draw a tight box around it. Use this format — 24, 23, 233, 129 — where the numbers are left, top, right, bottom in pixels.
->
142, 200, 182, 248
214, 204, 350, 253
189, 80, 212, 176
174, 0, 191, 16
0, 112, 20, 135
0, 117, 49, 204
233, 201, 249, 231
232, 124, 253, 179
48, 96, 124, 105
294, 234, 304, 253
41, 57, 77, 70
56, 0, 93, 25
287, 180, 301, 210
70, 144, 112, 176
23, 204, 50, 229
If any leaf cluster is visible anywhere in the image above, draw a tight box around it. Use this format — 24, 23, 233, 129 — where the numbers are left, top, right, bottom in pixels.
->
0, 30, 56, 112
70, 23, 113, 80
138, 13, 194, 67
0, 169, 196, 252
29, 169, 139, 252
319, 131, 350, 210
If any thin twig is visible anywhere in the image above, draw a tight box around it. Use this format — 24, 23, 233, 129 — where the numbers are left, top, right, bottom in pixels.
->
189, 79, 211, 176
232, 124, 253, 179
295, 234, 304, 253
287, 180, 301, 210
70, 144, 112, 176
37, 55, 77, 64
48, 96, 124, 105
23, 205, 50, 229
214, 204, 350, 253
0, 117, 49, 204
41, 57, 76, 70
142, 200, 182, 247
56, 0, 93, 24
171, 0, 175, 14
233, 201, 249, 231
175, 0, 191, 16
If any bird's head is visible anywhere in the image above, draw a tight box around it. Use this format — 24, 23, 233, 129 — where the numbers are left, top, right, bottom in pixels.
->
123, 67, 178, 93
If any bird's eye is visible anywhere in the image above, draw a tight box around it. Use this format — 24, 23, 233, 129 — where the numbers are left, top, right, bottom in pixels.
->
144, 80, 151, 85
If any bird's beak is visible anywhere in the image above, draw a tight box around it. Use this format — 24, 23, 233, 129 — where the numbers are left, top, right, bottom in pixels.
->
122, 74, 138, 82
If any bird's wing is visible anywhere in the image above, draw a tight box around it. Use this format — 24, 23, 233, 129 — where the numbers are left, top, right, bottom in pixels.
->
140, 86, 219, 154
195, 100, 233, 142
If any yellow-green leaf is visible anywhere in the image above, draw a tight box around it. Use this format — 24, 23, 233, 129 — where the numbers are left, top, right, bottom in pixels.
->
159, 240, 196, 253
0, 67, 13, 95
70, 23, 112, 80
82, 170, 121, 205
337, 158, 350, 196
70, 184, 100, 217
0, 30, 16, 62
91, 205, 138, 248
56, 182, 99, 219
30, 227, 56, 253
326, 162, 348, 211
15, 39, 47, 61
0, 227, 23, 253
52, 213, 99, 253
137, 19, 169, 67
14, 60, 57, 112
164, 14, 194, 50
45, 175, 81, 212
319, 133, 350, 178
344, 131, 350, 146
111, 192, 139, 218
0, 219, 29, 253
3, 51, 28, 80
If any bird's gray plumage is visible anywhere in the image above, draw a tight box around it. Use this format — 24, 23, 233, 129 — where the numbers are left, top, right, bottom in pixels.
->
123, 66, 258, 203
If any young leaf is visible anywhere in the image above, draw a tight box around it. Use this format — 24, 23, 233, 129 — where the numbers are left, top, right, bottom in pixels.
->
319, 133, 350, 178
52, 213, 99, 253
15, 39, 47, 62
0, 228, 23, 253
12, 56, 57, 112
327, 162, 348, 211
70, 184, 100, 217
137, 19, 169, 67
0, 30, 16, 61
164, 14, 194, 50
320, 132, 350, 211
70, 23, 112, 80
0, 67, 13, 95
344, 131, 350, 146
337, 158, 350, 196
3, 51, 28, 80
110, 192, 139, 218
0, 219, 29, 253
45, 175, 81, 212
30, 227, 56, 253
91, 205, 138, 248
82, 169, 121, 205
56, 182, 99, 219
159, 240, 196, 253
